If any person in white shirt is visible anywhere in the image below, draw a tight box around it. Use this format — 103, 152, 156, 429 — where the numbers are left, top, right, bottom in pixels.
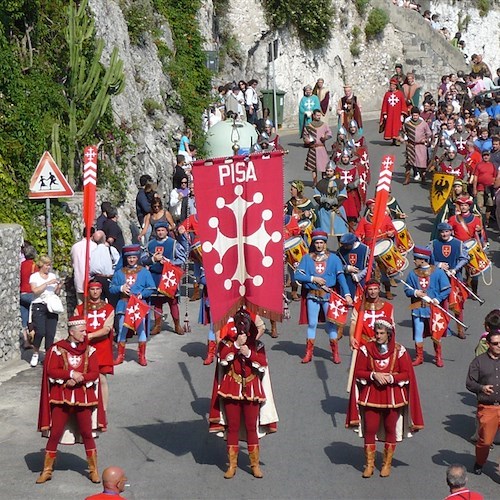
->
71, 228, 97, 305
245, 79, 259, 126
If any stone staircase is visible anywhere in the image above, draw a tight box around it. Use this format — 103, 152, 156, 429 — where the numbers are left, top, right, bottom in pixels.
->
372, 0, 468, 92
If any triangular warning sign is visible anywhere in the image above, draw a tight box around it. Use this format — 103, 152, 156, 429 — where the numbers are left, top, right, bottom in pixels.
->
28, 151, 74, 199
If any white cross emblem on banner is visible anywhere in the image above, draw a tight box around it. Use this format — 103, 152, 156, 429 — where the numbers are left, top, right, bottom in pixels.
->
388, 93, 399, 107
88, 310, 106, 329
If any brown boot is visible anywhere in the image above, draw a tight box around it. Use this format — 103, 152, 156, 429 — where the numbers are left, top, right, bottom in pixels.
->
36, 451, 56, 484
291, 284, 300, 301
403, 170, 411, 185
113, 342, 126, 365
137, 342, 147, 366
380, 443, 396, 477
384, 284, 393, 300
457, 324, 466, 339
412, 342, 424, 366
173, 318, 184, 335
329, 339, 341, 364
189, 283, 200, 301
150, 315, 162, 336
362, 444, 376, 478
248, 444, 264, 478
270, 321, 278, 338
203, 340, 217, 365
86, 449, 100, 483
224, 445, 238, 479
434, 341, 444, 368
301, 339, 315, 363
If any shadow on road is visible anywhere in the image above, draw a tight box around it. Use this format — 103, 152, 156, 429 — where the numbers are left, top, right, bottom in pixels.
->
180, 341, 207, 360
271, 340, 333, 362
457, 391, 478, 408
25, 449, 88, 476
443, 413, 475, 442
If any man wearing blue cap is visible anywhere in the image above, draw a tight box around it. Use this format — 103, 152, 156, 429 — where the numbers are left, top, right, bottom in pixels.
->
428, 222, 469, 338
142, 222, 188, 335
336, 232, 370, 298
295, 230, 353, 364
404, 246, 451, 367
110, 245, 155, 365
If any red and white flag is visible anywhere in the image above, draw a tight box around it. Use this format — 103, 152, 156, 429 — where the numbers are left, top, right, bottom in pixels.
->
192, 152, 285, 330
123, 295, 149, 332
326, 290, 349, 326
430, 303, 450, 341
449, 276, 469, 314
157, 260, 183, 299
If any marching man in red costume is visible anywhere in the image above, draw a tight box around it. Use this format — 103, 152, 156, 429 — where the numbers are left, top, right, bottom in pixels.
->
346, 318, 424, 478
75, 282, 114, 411
37, 316, 105, 484
209, 309, 278, 479
349, 279, 395, 349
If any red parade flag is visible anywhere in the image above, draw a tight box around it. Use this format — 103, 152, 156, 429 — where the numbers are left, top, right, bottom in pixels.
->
430, 303, 450, 341
157, 260, 183, 299
192, 152, 285, 330
123, 295, 149, 332
82, 145, 98, 303
449, 276, 469, 314
326, 290, 349, 326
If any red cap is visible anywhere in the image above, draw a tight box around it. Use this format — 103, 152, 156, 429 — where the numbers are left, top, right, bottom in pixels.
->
455, 196, 473, 206
366, 198, 375, 206
68, 315, 86, 327
390, 78, 399, 85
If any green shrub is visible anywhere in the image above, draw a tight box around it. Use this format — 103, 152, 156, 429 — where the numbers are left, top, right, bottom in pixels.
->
121, 0, 155, 45
477, 0, 490, 17
263, 0, 335, 50
355, 0, 370, 17
365, 7, 389, 40
350, 26, 362, 57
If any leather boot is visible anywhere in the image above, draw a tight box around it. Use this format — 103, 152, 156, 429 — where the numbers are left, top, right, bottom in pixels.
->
189, 283, 200, 301
457, 324, 466, 339
362, 444, 376, 478
113, 342, 126, 365
384, 284, 393, 300
137, 342, 147, 366
434, 341, 444, 368
301, 339, 315, 363
329, 339, 341, 364
291, 284, 300, 301
224, 445, 238, 479
173, 318, 184, 335
248, 444, 264, 478
86, 449, 100, 483
36, 451, 56, 484
270, 321, 278, 338
203, 340, 217, 365
403, 170, 411, 185
150, 315, 162, 336
412, 343, 424, 366
380, 443, 396, 477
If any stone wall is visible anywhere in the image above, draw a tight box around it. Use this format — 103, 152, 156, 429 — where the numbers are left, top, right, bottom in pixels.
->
0, 225, 23, 363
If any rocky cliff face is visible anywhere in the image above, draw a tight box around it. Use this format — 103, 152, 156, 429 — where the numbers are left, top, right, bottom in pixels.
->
88, 0, 183, 227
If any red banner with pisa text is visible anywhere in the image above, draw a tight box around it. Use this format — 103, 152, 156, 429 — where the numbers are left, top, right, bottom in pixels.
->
192, 152, 285, 330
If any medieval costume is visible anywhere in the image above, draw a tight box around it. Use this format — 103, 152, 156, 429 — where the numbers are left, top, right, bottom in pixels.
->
402, 108, 431, 184
335, 149, 362, 224
312, 78, 330, 117
298, 85, 320, 138
380, 78, 407, 145
303, 111, 332, 185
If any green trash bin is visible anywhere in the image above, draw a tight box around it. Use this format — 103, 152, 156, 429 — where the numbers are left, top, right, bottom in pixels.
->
260, 89, 286, 127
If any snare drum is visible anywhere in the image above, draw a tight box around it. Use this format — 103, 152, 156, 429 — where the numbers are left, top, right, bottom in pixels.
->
284, 236, 308, 268
298, 219, 314, 245
393, 220, 414, 255
464, 239, 490, 277
189, 241, 203, 264
374, 239, 409, 277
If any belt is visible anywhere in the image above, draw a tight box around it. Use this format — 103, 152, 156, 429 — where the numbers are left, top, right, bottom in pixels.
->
94, 274, 113, 278
482, 401, 500, 406
229, 367, 256, 386
309, 289, 327, 298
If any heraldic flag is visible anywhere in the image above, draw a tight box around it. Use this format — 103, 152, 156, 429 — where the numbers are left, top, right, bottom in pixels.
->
123, 295, 149, 332
192, 151, 285, 330
430, 303, 450, 341
326, 290, 349, 327
157, 260, 183, 299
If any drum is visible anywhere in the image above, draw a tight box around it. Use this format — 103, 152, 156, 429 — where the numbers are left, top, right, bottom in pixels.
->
189, 241, 203, 264
464, 239, 490, 277
393, 220, 414, 255
284, 236, 308, 269
374, 239, 409, 277
298, 219, 313, 245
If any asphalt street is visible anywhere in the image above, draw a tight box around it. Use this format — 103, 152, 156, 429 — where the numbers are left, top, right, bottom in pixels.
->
0, 119, 499, 499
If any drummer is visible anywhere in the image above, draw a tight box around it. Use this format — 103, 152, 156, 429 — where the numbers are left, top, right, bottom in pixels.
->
286, 180, 317, 233
355, 199, 397, 300
447, 196, 487, 297
336, 232, 371, 298
284, 210, 304, 302
180, 212, 202, 302
427, 222, 469, 339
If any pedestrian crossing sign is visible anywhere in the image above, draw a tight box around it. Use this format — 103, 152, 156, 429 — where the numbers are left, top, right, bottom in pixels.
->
28, 151, 74, 199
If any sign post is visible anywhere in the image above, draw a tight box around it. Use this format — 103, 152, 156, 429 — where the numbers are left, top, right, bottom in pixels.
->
28, 151, 74, 258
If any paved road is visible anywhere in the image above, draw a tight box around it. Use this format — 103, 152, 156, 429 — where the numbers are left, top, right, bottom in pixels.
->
1, 120, 499, 499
